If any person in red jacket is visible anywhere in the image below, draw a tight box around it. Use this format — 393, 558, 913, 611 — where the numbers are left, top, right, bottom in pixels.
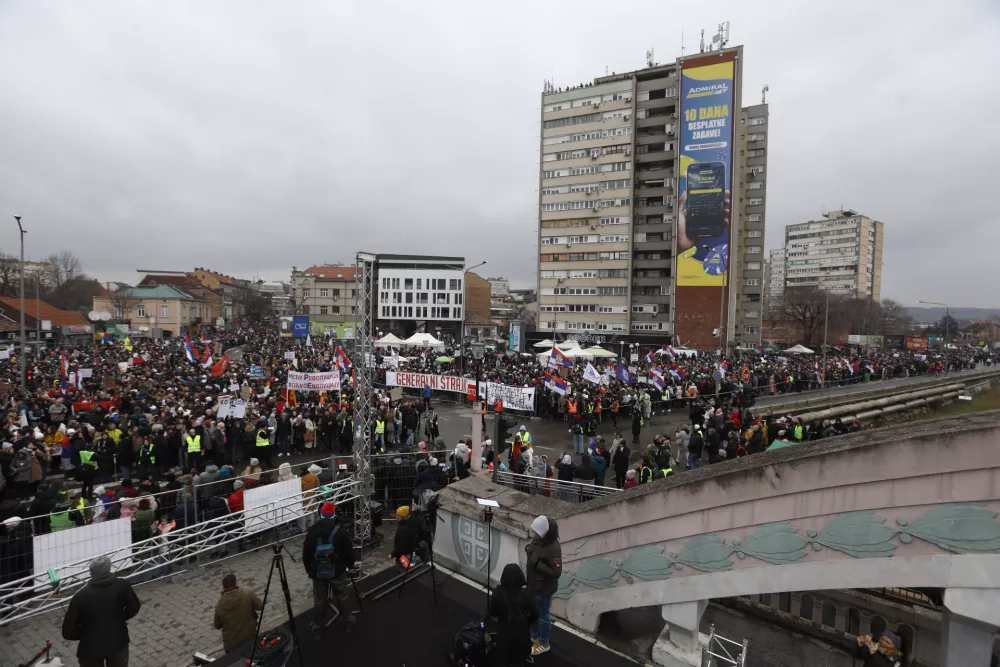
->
227, 480, 245, 514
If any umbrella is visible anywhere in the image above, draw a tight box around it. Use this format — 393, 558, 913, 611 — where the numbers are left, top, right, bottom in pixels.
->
435, 356, 453, 363
766, 439, 797, 451
782, 344, 814, 354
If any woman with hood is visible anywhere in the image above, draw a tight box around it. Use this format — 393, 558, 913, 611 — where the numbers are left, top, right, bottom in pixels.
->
488, 563, 540, 666
277, 461, 293, 482
611, 437, 631, 489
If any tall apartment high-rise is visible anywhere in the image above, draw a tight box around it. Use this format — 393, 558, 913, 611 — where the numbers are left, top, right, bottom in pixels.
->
783, 210, 884, 300
764, 247, 786, 316
536, 45, 767, 349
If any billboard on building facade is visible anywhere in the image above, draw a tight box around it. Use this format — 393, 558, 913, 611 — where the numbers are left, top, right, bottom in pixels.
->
905, 336, 929, 352
291, 316, 309, 338
673, 50, 738, 350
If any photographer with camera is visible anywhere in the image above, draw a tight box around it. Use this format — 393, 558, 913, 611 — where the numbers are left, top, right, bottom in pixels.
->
302, 502, 357, 637
391, 505, 430, 564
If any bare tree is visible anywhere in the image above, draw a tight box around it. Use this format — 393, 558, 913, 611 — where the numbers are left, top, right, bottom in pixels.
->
108, 286, 140, 324
0, 252, 18, 298
45, 251, 83, 309
874, 299, 913, 335
782, 287, 832, 346
231, 286, 273, 323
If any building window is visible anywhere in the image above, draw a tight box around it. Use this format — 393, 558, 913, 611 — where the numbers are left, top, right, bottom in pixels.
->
332, 289, 341, 298
747, 262, 761, 270
799, 594, 814, 622
847, 609, 861, 635
748, 181, 764, 190
747, 246, 762, 254
746, 278, 760, 285
319, 289, 329, 298
745, 310, 759, 319
749, 214, 763, 222
159, 304, 169, 318
822, 601, 837, 629
332, 306, 340, 314
301, 305, 310, 315
749, 197, 763, 205
302, 288, 310, 298
749, 117, 766, 126
137, 304, 147, 317
869, 616, 886, 640
450, 279, 461, 291
748, 230, 762, 238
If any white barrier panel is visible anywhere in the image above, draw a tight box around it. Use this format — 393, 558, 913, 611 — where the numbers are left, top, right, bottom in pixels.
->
33, 518, 133, 578
243, 479, 305, 532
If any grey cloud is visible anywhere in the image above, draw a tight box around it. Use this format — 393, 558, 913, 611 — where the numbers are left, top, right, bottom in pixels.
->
0, 1, 997, 304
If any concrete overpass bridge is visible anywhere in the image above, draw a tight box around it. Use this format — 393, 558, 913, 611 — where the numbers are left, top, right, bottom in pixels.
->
434, 411, 1000, 667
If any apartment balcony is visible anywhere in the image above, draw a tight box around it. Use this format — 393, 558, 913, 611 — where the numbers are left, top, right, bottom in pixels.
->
635, 186, 671, 199
638, 116, 675, 130
635, 167, 673, 182
637, 97, 676, 110
631, 258, 670, 270
631, 277, 669, 287
634, 204, 671, 215
637, 150, 674, 164
633, 240, 673, 252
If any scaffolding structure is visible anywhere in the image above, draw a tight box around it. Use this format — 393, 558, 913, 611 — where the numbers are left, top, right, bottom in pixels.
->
352, 252, 377, 551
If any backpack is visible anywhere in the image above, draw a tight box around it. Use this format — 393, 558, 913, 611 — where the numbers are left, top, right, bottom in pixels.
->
449, 621, 491, 667
313, 525, 341, 580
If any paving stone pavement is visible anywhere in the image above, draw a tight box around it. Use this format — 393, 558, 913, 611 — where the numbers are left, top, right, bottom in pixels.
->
1, 530, 396, 667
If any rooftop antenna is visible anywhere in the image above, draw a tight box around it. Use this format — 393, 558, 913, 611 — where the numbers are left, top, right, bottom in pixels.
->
762, 84, 769, 104
681, 30, 685, 56
646, 48, 655, 68
712, 21, 730, 50
700, 29, 705, 53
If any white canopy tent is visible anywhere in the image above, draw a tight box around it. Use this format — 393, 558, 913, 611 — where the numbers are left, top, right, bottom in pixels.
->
374, 333, 405, 346
783, 344, 815, 354
402, 332, 446, 348
532, 339, 555, 348
556, 340, 580, 350
583, 345, 618, 358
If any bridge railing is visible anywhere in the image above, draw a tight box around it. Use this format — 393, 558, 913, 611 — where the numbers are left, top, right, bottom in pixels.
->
0, 475, 361, 627
492, 470, 620, 503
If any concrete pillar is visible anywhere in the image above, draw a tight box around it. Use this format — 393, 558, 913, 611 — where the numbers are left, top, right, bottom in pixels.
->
859, 611, 872, 637
834, 605, 847, 633
790, 593, 802, 618
941, 588, 1000, 667
811, 600, 824, 626
652, 600, 708, 667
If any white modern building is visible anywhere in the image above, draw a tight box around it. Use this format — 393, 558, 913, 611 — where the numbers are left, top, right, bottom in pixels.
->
764, 248, 786, 316
374, 254, 466, 338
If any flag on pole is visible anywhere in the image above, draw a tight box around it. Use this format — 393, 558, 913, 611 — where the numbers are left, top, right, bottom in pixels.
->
615, 361, 633, 384
649, 374, 667, 390
661, 345, 677, 360
306, 333, 313, 348
544, 372, 569, 395
335, 347, 353, 370
672, 364, 686, 379
550, 347, 574, 368
645, 349, 657, 365
202, 354, 213, 369
421, 349, 430, 362
184, 335, 197, 363
59, 353, 69, 392
583, 362, 603, 385
210, 355, 230, 377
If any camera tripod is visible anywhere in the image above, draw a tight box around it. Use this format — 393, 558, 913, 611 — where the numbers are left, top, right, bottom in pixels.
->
247, 543, 306, 667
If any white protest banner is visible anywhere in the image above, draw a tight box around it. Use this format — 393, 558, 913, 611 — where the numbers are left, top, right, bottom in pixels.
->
284, 351, 296, 361
0, 350, 8, 360
583, 362, 602, 385
287, 370, 341, 392
385, 371, 472, 394
216, 397, 248, 419
381, 355, 399, 369
477, 382, 535, 412
117, 362, 129, 373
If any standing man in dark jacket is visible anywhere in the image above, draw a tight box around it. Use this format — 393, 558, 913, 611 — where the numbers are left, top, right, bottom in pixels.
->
62, 555, 141, 667
302, 503, 356, 635
687, 426, 705, 469
489, 563, 540, 666
525, 515, 561, 657
612, 439, 631, 489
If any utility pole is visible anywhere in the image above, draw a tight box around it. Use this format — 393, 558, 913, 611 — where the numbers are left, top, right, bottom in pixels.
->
14, 216, 26, 395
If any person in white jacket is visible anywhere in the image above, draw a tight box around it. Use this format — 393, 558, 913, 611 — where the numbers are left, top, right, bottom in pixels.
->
674, 427, 690, 470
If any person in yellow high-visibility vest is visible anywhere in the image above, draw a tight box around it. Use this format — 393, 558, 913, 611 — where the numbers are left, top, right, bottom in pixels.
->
255, 425, 272, 468
374, 416, 385, 452
186, 429, 203, 470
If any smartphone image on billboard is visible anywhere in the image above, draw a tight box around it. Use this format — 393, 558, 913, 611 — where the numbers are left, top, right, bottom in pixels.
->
685, 162, 727, 239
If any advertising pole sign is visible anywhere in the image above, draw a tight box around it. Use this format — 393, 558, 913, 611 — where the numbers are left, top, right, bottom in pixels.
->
292, 316, 309, 338
674, 50, 738, 350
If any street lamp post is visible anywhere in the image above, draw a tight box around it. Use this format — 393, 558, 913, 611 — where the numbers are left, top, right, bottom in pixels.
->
470, 341, 486, 471
13, 216, 26, 395
821, 288, 829, 391
918, 300, 950, 373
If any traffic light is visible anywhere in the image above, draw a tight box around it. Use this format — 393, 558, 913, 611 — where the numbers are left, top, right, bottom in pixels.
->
495, 415, 518, 454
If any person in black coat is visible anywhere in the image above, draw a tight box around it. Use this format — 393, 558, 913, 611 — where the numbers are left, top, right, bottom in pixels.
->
62, 555, 141, 667
302, 503, 356, 634
612, 440, 631, 489
630, 410, 643, 445
853, 630, 904, 666
488, 563, 540, 667
687, 427, 705, 469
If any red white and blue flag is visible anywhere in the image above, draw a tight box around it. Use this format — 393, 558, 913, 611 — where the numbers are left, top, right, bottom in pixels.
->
815, 360, 823, 381
661, 345, 677, 360
550, 347, 574, 368
183, 335, 197, 363
645, 349, 657, 365
671, 364, 686, 380
59, 353, 69, 392
421, 349, 430, 362
544, 372, 569, 395
649, 374, 667, 391
335, 346, 353, 371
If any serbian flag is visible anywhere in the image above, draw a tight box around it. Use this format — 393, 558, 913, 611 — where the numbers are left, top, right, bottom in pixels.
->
544, 372, 569, 395
335, 347, 353, 370
645, 349, 657, 365
550, 347, 574, 368
815, 360, 823, 381
650, 374, 667, 391
59, 353, 69, 392
184, 335, 197, 363
210, 355, 230, 377
200, 336, 212, 344
131, 354, 146, 366
649, 366, 664, 379
202, 343, 212, 364
421, 349, 430, 362
661, 345, 677, 360
202, 353, 213, 369
866, 363, 875, 374
672, 364, 686, 379
102, 333, 115, 345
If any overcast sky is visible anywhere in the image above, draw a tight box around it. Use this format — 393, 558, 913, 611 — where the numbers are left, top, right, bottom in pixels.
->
0, 1, 997, 306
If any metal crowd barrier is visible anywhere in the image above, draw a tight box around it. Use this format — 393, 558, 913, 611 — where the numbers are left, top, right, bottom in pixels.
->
370, 450, 450, 520
0, 475, 361, 627
493, 470, 620, 503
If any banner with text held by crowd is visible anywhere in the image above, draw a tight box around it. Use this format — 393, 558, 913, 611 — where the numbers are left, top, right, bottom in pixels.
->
476, 381, 535, 412
216, 397, 248, 419
287, 370, 341, 392
383, 372, 535, 412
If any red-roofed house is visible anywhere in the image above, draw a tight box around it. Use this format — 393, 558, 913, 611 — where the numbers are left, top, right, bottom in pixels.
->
0, 298, 90, 346
289, 265, 357, 336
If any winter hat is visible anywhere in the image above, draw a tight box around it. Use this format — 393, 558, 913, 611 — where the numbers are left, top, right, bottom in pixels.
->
250, 458, 259, 467
455, 443, 471, 459
429, 457, 439, 467
93, 485, 106, 497
530, 515, 550, 538
417, 441, 428, 452
233, 480, 244, 490
561, 454, 572, 465
880, 630, 901, 649
89, 555, 112, 577
396, 506, 410, 519
626, 469, 636, 480
319, 502, 337, 519
308, 464, 322, 475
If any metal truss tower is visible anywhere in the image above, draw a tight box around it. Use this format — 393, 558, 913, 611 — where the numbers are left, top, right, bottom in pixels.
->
352, 252, 377, 550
